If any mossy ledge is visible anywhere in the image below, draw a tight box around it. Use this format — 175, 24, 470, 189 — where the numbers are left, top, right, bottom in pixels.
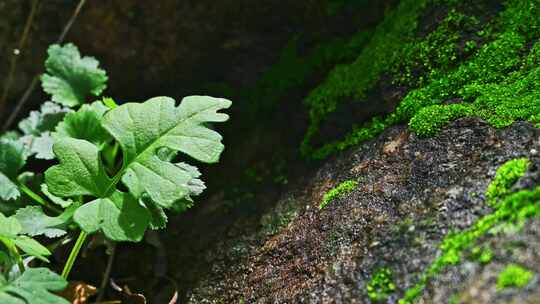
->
302, 0, 540, 160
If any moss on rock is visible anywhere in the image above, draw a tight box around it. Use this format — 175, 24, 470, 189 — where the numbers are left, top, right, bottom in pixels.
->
302, 0, 540, 160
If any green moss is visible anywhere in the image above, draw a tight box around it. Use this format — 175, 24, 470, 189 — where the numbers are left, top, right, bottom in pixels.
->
399, 158, 535, 303
319, 180, 358, 209
303, 0, 540, 160
470, 246, 493, 264
486, 158, 530, 206
496, 264, 533, 290
392, 9, 481, 87
301, 0, 488, 158
301, 0, 430, 158
409, 103, 473, 137
367, 267, 397, 302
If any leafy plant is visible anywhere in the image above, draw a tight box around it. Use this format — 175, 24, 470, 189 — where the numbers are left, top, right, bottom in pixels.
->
0, 43, 231, 303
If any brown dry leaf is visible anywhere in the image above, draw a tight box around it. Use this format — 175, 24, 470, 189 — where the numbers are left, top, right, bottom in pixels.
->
111, 279, 147, 304
58, 281, 97, 304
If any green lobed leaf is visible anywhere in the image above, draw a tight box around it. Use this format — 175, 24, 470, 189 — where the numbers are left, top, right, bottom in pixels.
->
17, 102, 71, 160
0, 213, 22, 238
102, 96, 230, 208
0, 268, 69, 304
18, 102, 71, 136
45, 96, 230, 240
54, 101, 112, 149
0, 140, 27, 201
40, 184, 73, 208
44, 137, 112, 198
26, 132, 55, 160
0, 132, 20, 142
41, 43, 108, 107
73, 191, 150, 241
14, 205, 77, 238
13, 237, 51, 262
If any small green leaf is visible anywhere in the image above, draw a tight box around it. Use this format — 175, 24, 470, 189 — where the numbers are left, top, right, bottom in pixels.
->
0, 140, 27, 201
14, 206, 76, 238
73, 191, 150, 241
18, 102, 71, 136
0, 132, 20, 141
102, 97, 118, 109
44, 138, 112, 198
17, 102, 71, 160
41, 43, 108, 107
0, 268, 69, 304
28, 132, 55, 160
13, 237, 51, 262
0, 214, 52, 263
54, 101, 112, 149
40, 184, 73, 208
0, 213, 22, 238
140, 196, 167, 230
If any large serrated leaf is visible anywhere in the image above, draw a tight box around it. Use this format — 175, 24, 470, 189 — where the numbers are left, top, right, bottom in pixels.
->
45, 96, 230, 241
102, 96, 230, 207
41, 43, 108, 107
0, 268, 69, 304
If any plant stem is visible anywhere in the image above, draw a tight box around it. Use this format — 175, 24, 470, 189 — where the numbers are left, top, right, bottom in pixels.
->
61, 231, 87, 279
19, 183, 62, 214
12, 246, 25, 273
96, 243, 116, 302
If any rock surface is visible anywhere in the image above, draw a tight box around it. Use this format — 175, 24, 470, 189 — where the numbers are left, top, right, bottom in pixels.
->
186, 119, 539, 303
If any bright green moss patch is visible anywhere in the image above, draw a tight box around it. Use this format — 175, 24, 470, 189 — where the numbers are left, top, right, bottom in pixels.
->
496, 264, 533, 290
319, 180, 358, 209
304, 0, 540, 160
399, 158, 536, 303
486, 158, 530, 206
392, 9, 481, 87
409, 104, 473, 137
301, 0, 430, 158
367, 267, 396, 302
301, 0, 489, 158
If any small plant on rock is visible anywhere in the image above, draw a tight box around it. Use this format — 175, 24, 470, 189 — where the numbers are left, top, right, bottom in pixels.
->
0, 43, 231, 303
